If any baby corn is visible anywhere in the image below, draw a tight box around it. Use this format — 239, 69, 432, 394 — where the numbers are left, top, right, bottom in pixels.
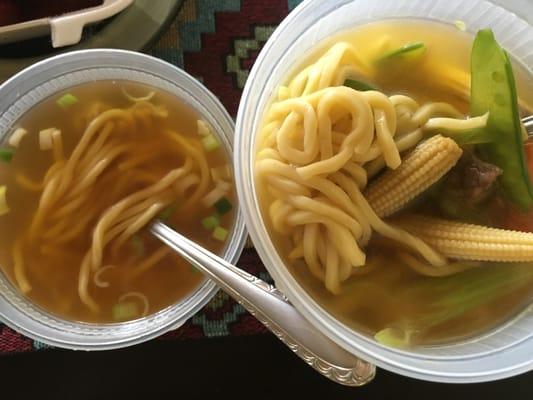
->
395, 215, 533, 262
365, 135, 462, 218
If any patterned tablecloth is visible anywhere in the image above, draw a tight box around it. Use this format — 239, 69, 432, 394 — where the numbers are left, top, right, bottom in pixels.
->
0, 0, 303, 354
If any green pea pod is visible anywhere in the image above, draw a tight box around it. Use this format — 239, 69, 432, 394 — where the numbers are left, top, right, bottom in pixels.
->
471, 29, 533, 210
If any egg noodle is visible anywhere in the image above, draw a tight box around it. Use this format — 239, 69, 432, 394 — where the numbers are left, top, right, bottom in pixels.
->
255, 42, 479, 293
13, 101, 210, 312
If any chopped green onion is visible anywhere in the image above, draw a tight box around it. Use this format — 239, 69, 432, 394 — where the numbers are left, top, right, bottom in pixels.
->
112, 302, 138, 321
454, 20, 467, 32
56, 93, 79, 109
375, 263, 533, 348
344, 78, 377, 92
159, 204, 177, 221
0, 186, 9, 216
214, 197, 232, 215
212, 226, 229, 242
39, 128, 60, 151
202, 215, 220, 231
202, 134, 220, 152
197, 119, 211, 136
0, 148, 14, 163
8, 128, 28, 148
131, 235, 145, 257
377, 42, 426, 64
190, 265, 200, 274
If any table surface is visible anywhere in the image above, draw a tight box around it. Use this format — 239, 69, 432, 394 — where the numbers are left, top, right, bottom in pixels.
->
1, 0, 533, 396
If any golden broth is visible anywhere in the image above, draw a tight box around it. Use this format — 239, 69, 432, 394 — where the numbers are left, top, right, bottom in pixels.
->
256, 20, 533, 345
0, 80, 236, 323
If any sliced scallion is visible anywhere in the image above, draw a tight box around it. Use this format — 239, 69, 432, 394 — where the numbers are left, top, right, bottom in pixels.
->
0, 148, 14, 163
56, 93, 79, 109
190, 266, 200, 274
202, 134, 220, 152
159, 204, 177, 221
197, 119, 211, 136
377, 42, 426, 64
214, 197, 232, 215
39, 128, 60, 151
454, 20, 467, 32
112, 302, 138, 321
201, 215, 220, 231
344, 79, 377, 92
212, 226, 229, 242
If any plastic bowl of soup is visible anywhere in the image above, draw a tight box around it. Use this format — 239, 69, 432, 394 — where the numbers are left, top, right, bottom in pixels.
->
235, 0, 533, 383
0, 49, 247, 349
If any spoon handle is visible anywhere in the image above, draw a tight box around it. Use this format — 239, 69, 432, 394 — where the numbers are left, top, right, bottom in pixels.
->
151, 222, 375, 387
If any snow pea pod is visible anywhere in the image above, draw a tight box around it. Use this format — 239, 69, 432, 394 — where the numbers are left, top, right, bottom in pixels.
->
471, 29, 533, 210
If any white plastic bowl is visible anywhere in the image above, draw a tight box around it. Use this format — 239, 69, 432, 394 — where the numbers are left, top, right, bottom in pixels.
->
0, 49, 247, 350
235, 0, 533, 383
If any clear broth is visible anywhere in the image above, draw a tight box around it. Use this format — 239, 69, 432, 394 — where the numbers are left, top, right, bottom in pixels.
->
257, 19, 533, 345
0, 80, 236, 323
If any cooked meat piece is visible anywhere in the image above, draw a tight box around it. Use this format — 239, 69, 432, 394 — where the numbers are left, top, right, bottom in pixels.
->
446, 151, 502, 205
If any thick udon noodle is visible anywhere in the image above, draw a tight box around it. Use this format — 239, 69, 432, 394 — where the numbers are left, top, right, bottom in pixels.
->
256, 42, 479, 293
13, 100, 210, 312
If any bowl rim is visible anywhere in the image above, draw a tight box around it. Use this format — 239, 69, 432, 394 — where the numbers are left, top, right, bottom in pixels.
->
0, 48, 247, 350
235, 0, 533, 383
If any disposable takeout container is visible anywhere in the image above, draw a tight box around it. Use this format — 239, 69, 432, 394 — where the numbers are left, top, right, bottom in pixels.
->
0, 0, 133, 48
0, 50, 247, 349
235, 0, 533, 383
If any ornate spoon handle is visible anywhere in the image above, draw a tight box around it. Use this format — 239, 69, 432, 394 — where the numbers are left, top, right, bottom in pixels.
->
151, 222, 375, 387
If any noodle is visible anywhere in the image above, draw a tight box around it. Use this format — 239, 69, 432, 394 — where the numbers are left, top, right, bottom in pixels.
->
0, 80, 236, 323
12, 100, 212, 312
256, 41, 478, 293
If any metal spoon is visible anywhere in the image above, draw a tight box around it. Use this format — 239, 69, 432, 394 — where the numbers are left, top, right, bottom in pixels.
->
151, 221, 375, 387
151, 115, 533, 387
524, 115, 533, 134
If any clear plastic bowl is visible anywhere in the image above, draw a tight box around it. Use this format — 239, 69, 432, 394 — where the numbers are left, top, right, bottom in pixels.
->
235, 0, 533, 383
0, 49, 247, 350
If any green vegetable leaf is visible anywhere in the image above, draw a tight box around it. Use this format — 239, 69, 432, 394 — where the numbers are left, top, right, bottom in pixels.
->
471, 29, 533, 210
